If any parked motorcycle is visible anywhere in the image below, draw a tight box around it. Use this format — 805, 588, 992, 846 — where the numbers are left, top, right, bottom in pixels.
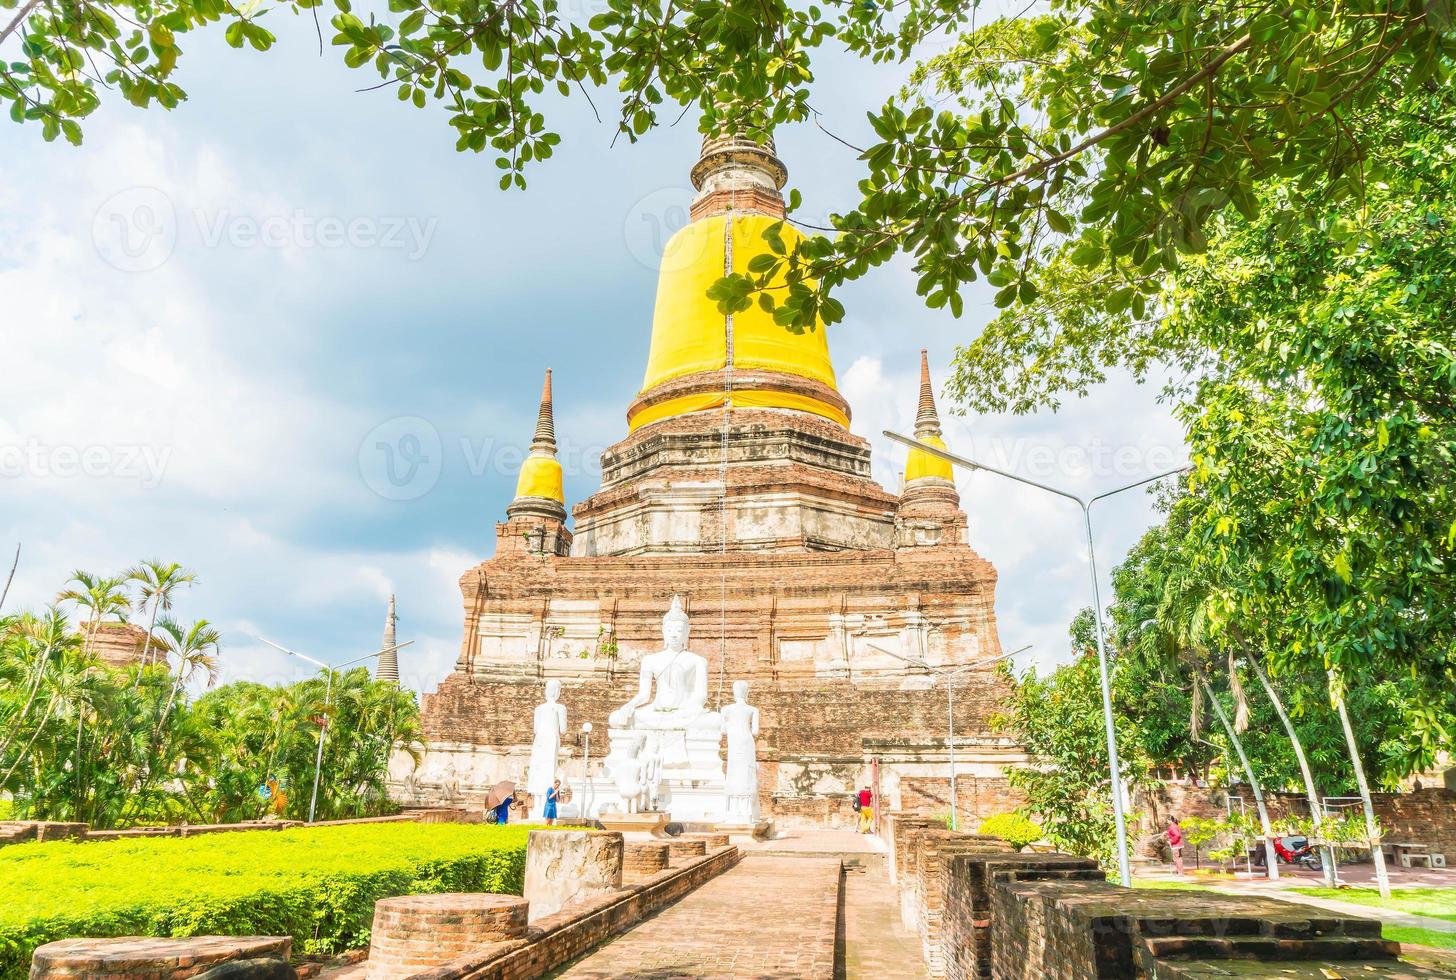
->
1253, 834, 1323, 871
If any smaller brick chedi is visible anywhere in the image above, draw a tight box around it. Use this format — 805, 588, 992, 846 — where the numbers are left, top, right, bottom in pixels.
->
397, 131, 1028, 827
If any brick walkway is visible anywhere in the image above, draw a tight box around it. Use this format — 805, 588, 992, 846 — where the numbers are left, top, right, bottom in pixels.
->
552, 856, 841, 979
840, 862, 927, 980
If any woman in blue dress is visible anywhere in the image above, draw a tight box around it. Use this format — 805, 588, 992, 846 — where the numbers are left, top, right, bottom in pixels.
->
544, 779, 560, 825
494, 794, 512, 825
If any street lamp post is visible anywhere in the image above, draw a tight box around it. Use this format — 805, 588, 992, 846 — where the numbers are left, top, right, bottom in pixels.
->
885, 428, 1189, 886
862, 640, 1030, 831
580, 721, 593, 819
257, 636, 415, 823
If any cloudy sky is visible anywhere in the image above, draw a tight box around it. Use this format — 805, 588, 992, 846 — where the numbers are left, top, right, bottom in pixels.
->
0, 10, 1185, 693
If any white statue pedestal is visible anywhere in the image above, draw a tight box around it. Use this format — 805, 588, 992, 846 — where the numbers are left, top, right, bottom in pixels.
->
599, 811, 672, 840
596, 726, 728, 823
715, 820, 772, 843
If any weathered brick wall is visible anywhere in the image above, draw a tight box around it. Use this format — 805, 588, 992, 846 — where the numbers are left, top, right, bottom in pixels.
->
1130, 781, 1229, 858
886, 813, 940, 928
622, 842, 670, 879
897, 776, 1027, 827
1140, 783, 1456, 860
910, 832, 1011, 978
423, 675, 1011, 760
1266, 787, 1456, 859
666, 838, 706, 862
990, 877, 1403, 979
940, 852, 1103, 980
367, 895, 528, 980
0, 821, 87, 846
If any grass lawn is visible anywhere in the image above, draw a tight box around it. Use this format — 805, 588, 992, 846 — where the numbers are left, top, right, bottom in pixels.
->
1384, 925, 1456, 953
0, 822, 540, 980
1289, 886, 1456, 923
1132, 879, 1222, 891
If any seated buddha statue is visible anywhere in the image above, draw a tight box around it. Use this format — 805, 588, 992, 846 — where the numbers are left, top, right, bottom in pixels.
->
609, 596, 720, 732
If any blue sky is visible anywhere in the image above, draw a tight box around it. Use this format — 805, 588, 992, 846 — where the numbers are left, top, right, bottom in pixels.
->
0, 11, 1185, 692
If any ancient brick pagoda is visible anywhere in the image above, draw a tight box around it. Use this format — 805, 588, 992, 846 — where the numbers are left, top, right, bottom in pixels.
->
401, 132, 1028, 828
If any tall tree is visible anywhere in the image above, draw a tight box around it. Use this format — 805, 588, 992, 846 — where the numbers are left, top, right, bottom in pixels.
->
55, 571, 130, 656
126, 560, 197, 673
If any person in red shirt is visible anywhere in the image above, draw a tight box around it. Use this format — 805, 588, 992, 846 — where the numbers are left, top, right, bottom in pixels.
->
856, 786, 874, 834
1166, 815, 1185, 875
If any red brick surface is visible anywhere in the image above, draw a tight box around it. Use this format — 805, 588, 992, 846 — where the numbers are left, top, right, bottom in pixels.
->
552, 856, 841, 979
367, 895, 527, 980
30, 936, 291, 980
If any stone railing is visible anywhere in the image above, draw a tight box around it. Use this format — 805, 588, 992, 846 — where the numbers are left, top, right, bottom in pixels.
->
883, 809, 1449, 980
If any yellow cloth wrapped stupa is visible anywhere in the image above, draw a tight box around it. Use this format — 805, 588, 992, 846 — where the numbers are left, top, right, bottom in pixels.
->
904, 349, 955, 485
508, 368, 565, 519
626, 133, 849, 433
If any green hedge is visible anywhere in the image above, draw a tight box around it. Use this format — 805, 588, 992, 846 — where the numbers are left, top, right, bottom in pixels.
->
0, 822, 534, 980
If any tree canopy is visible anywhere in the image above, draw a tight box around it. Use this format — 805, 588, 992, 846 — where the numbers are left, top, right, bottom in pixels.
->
4, 0, 1452, 329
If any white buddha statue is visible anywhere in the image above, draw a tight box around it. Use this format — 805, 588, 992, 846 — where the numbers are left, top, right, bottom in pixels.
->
526, 679, 566, 819
721, 680, 760, 821
609, 596, 719, 733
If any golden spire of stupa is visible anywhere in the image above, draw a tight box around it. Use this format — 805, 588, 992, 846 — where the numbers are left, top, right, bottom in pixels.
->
904, 350, 954, 486
507, 368, 566, 519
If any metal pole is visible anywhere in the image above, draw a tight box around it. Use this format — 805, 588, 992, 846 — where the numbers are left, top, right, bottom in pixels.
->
309, 667, 331, 823
1083, 504, 1132, 886
883, 429, 1188, 888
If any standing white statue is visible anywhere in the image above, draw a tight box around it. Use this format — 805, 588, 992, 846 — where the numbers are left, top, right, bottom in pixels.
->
721, 680, 760, 821
527, 679, 567, 819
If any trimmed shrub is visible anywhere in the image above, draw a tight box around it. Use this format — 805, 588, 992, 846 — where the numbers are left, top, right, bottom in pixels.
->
0, 823, 534, 980
977, 812, 1043, 851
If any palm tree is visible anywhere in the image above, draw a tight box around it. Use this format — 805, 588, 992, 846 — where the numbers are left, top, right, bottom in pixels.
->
0, 609, 78, 765
152, 618, 221, 737
56, 571, 131, 655
126, 560, 197, 671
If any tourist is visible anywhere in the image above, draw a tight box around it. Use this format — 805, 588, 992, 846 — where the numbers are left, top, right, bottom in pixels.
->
494, 793, 513, 825
545, 778, 561, 826
857, 785, 874, 833
1166, 815, 1185, 875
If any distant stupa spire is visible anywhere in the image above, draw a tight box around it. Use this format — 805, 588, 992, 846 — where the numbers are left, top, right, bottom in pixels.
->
915, 349, 943, 440
507, 367, 567, 521
530, 369, 557, 453
904, 350, 954, 487
376, 594, 399, 684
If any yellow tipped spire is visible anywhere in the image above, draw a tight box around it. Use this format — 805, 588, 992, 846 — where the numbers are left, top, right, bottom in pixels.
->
905, 350, 954, 485
509, 368, 565, 515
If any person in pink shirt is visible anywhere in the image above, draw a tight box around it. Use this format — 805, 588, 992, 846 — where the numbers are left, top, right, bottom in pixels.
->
1166, 815, 1185, 875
